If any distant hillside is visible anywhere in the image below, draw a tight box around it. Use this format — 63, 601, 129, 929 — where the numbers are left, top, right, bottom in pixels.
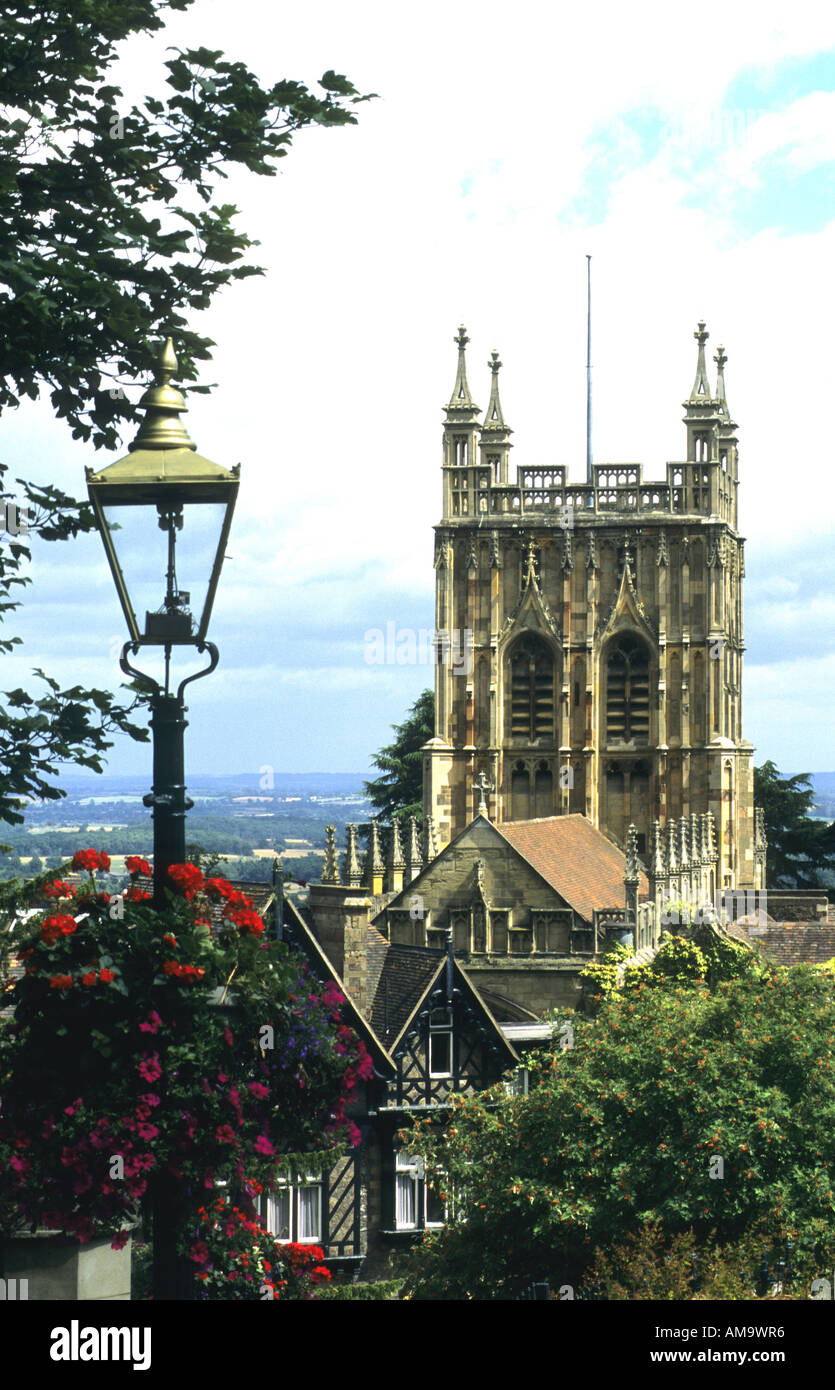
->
53, 771, 368, 797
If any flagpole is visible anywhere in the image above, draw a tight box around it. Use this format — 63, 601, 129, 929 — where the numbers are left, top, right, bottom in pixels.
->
586, 254, 592, 487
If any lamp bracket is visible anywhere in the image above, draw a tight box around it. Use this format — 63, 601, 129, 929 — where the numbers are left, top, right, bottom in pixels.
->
120, 640, 219, 702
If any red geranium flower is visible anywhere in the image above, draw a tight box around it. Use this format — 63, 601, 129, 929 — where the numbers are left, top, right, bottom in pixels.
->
49, 974, 73, 990
225, 907, 265, 936
99, 968, 115, 984
168, 863, 205, 899
43, 880, 75, 900
125, 856, 152, 878
40, 913, 77, 944
72, 848, 110, 873
125, 886, 152, 902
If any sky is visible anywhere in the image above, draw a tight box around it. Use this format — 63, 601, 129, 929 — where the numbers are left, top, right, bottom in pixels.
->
4, 0, 835, 781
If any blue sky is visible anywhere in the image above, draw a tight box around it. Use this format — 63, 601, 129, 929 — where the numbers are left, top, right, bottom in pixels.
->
4, 0, 835, 780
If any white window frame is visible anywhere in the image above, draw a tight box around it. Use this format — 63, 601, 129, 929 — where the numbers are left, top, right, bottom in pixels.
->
263, 1174, 323, 1245
395, 1150, 420, 1230
395, 1151, 448, 1231
428, 1007, 453, 1079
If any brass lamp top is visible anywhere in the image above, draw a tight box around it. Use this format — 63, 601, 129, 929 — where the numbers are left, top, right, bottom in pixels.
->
131, 336, 195, 452
85, 337, 240, 501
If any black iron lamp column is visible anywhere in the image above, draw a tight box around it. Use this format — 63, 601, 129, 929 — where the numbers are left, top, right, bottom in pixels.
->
86, 337, 239, 1298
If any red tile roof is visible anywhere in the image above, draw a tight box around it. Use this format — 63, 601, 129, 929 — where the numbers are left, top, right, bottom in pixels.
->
495, 815, 648, 923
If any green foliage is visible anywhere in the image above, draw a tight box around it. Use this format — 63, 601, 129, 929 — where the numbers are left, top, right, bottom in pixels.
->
316, 1278, 404, 1300
582, 1216, 821, 1300
402, 962, 835, 1299
364, 690, 434, 823
0, 484, 150, 824
0, 0, 374, 449
581, 928, 758, 1012
755, 760, 835, 889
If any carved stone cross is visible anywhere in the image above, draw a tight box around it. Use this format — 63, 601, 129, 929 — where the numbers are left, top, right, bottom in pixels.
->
473, 770, 493, 817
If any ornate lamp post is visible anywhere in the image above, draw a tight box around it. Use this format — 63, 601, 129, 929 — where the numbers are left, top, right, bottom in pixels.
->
86, 337, 239, 1298
86, 337, 239, 906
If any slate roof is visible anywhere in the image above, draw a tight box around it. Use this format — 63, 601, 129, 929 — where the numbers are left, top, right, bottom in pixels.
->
369, 943, 445, 1046
727, 920, 835, 967
496, 814, 648, 923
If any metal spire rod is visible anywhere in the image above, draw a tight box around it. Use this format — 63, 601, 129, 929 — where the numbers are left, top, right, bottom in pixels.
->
586, 254, 592, 487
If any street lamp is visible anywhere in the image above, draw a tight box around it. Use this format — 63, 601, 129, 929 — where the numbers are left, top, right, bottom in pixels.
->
87, 336, 239, 1301
86, 337, 239, 907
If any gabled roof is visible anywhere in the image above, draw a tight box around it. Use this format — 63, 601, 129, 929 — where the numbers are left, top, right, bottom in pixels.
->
369, 943, 443, 1046
496, 814, 648, 922
382, 950, 519, 1069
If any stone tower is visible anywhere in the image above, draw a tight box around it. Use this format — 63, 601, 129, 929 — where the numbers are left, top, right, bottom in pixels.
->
423, 321, 758, 891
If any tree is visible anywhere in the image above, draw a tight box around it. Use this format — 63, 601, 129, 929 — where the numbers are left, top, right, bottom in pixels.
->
754, 761, 834, 889
401, 939, 835, 1299
0, 2, 373, 822
364, 689, 434, 822
0, 0, 374, 448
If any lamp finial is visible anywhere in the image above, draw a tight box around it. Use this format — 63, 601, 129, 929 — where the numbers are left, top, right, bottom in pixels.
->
130, 335, 196, 452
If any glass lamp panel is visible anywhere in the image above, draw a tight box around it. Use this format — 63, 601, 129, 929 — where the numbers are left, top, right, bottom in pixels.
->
102, 499, 227, 641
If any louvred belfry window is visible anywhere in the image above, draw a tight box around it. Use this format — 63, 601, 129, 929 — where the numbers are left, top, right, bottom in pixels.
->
508, 636, 554, 741
606, 634, 650, 743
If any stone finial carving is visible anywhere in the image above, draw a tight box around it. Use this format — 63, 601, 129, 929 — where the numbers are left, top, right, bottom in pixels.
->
714, 343, 728, 406
490, 531, 502, 569
665, 819, 678, 876
688, 320, 711, 400
343, 823, 362, 887
482, 350, 508, 430
690, 812, 701, 865
678, 816, 690, 870
449, 324, 475, 407
624, 823, 640, 884
656, 530, 668, 567
388, 817, 406, 871
423, 815, 439, 863
754, 806, 768, 852
473, 769, 493, 818
586, 531, 598, 571
365, 819, 384, 888
652, 819, 666, 878
406, 816, 424, 882
322, 824, 341, 885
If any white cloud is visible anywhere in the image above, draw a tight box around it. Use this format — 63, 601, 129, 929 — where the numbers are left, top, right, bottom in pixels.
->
5, 0, 835, 774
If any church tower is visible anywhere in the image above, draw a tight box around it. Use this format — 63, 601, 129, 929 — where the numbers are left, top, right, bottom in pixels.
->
424, 321, 757, 892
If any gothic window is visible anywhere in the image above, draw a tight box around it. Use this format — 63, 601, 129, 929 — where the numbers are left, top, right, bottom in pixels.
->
535, 760, 553, 817
606, 634, 650, 743
507, 635, 555, 741
488, 910, 509, 954
510, 761, 530, 820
